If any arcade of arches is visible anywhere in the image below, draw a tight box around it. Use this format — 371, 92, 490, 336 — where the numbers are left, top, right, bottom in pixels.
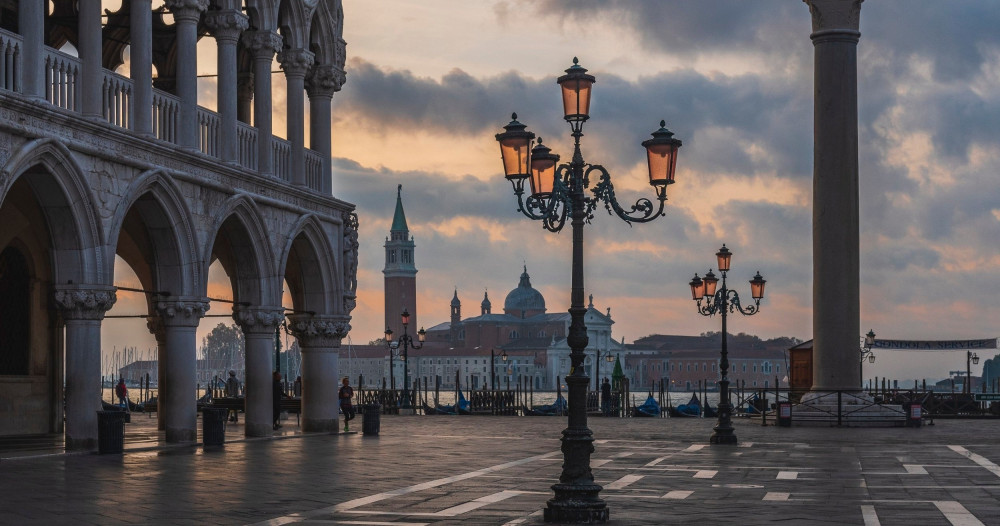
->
0, 0, 358, 449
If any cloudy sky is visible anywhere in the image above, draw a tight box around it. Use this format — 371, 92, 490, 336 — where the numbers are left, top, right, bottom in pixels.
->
103, 1, 1000, 383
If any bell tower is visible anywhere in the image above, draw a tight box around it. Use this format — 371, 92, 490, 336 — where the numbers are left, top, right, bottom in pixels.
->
384, 184, 417, 338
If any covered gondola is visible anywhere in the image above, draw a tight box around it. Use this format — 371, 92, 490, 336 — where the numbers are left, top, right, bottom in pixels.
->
632, 394, 660, 417
523, 393, 567, 416
669, 393, 701, 417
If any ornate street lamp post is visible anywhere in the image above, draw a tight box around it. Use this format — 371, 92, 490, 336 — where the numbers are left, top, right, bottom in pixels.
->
688, 245, 766, 445
860, 329, 876, 384
594, 350, 614, 390
496, 57, 682, 523
491, 348, 508, 390
385, 309, 425, 409
967, 350, 980, 394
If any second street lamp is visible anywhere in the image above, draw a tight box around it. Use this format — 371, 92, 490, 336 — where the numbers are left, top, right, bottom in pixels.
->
688, 244, 766, 445
497, 57, 682, 523
385, 309, 425, 409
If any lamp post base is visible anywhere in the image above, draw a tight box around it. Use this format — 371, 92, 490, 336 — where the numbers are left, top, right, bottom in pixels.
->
710, 429, 738, 445
544, 483, 609, 523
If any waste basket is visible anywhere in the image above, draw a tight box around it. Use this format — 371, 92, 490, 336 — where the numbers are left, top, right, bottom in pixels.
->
362, 404, 381, 436
907, 403, 922, 428
777, 402, 792, 427
97, 410, 127, 454
202, 407, 228, 446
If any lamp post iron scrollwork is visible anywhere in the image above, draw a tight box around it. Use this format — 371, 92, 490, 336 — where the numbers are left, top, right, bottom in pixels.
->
688, 245, 766, 445
496, 57, 682, 523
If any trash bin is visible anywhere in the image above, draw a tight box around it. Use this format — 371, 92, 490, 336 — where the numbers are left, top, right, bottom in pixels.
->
201, 407, 228, 446
777, 402, 792, 427
362, 404, 381, 436
97, 410, 127, 454
907, 403, 922, 428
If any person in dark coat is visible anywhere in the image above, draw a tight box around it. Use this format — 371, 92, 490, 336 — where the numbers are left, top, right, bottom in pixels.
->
601, 377, 612, 416
272, 371, 283, 429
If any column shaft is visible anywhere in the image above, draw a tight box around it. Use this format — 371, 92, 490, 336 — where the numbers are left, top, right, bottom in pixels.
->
306, 64, 343, 196
287, 73, 306, 186
172, 9, 203, 150
301, 348, 339, 431
205, 11, 248, 163
806, 0, 863, 392
18, 0, 44, 99
64, 319, 103, 450
254, 53, 274, 175
78, 0, 102, 117
162, 324, 198, 442
130, 0, 153, 135
244, 332, 275, 436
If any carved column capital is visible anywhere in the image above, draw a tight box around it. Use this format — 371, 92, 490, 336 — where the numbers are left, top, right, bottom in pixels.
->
287, 314, 352, 349
155, 297, 210, 327
306, 64, 345, 97
164, 0, 208, 24
53, 285, 117, 321
204, 9, 248, 43
233, 306, 285, 335
803, 0, 863, 35
278, 48, 315, 79
242, 30, 284, 60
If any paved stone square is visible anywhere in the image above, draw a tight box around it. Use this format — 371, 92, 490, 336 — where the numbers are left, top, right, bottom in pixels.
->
1, 415, 999, 525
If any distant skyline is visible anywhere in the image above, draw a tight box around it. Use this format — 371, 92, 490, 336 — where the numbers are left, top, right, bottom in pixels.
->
103, 1, 1000, 383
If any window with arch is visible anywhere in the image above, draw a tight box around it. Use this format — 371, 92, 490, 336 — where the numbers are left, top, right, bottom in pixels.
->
389, 250, 397, 263
402, 250, 411, 264
509, 330, 519, 339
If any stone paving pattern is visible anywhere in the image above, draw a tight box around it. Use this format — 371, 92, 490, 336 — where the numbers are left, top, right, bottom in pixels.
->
1, 414, 999, 525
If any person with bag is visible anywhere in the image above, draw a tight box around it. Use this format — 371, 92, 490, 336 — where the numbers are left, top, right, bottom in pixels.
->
339, 377, 355, 432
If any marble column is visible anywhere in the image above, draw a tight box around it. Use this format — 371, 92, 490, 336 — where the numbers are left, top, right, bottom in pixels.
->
287, 315, 352, 432
54, 286, 116, 450
277, 48, 314, 187
205, 10, 248, 164
156, 298, 208, 443
306, 65, 345, 196
130, 0, 154, 136
18, 0, 44, 99
164, 0, 208, 150
242, 30, 283, 177
233, 306, 284, 437
146, 315, 168, 430
237, 72, 254, 124
804, 0, 863, 392
78, 0, 103, 117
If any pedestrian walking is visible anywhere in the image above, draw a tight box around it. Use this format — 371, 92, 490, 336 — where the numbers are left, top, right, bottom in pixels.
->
601, 377, 612, 416
225, 370, 241, 422
339, 377, 355, 432
115, 377, 129, 410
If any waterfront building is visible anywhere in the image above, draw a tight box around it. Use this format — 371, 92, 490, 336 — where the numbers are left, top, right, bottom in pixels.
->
0, 1, 355, 447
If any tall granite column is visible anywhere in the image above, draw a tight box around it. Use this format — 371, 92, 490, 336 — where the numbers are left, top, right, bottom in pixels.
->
804, 0, 864, 392
242, 30, 283, 177
164, 0, 208, 150
306, 65, 344, 196
288, 315, 351, 432
18, 0, 44, 99
233, 306, 284, 436
54, 286, 116, 450
130, 0, 153, 136
277, 48, 314, 187
205, 9, 248, 164
156, 298, 208, 443
78, 0, 103, 117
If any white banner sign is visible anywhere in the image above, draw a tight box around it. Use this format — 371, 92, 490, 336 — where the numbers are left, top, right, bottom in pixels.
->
872, 339, 997, 351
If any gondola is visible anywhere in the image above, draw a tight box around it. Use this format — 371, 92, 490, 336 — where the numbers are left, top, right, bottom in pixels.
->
669, 393, 701, 417
703, 400, 718, 418
632, 394, 660, 418
423, 390, 469, 415
522, 394, 567, 416
103, 399, 143, 412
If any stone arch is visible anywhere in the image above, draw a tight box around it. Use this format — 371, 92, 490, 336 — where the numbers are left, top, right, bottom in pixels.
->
245, 0, 280, 32
107, 169, 201, 299
0, 138, 104, 285
278, 0, 315, 50
202, 193, 280, 306
279, 214, 338, 315
309, 0, 341, 67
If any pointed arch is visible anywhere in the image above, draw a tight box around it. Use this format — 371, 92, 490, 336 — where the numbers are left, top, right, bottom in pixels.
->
310, 0, 341, 68
278, 0, 315, 50
202, 193, 280, 306
278, 214, 339, 315
244, 0, 280, 31
0, 138, 104, 284
108, 169, 201, 297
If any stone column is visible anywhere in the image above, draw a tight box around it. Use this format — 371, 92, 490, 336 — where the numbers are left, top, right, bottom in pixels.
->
242, 30, 284, 177
205, 9, 248, 164
146, 315, 168, 430
277, 48, 314, 187
155, 298, 208, 443
54, 286, 116, 450
233, 306, 284, 437
287, 315, 352, 432
78, 0, 103, 117
130, 0, 154, 136
306, 65, 345, 195
164, 0, 208, 150
237, 72, 254, 124
805, 0, 863, 392
18, 0, 44, 99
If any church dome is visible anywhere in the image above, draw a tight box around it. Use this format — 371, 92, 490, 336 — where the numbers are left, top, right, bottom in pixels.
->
504, 266, 546, 316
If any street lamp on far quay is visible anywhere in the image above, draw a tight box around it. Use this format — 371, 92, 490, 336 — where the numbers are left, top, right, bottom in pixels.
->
595, 350, 614, 390
967, 350, 980, 394
689, 244, 766, 446
491, 348, 508, 390
384, 309, 425, 409
496, 57, 682, 523
860, 329, 876, 385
